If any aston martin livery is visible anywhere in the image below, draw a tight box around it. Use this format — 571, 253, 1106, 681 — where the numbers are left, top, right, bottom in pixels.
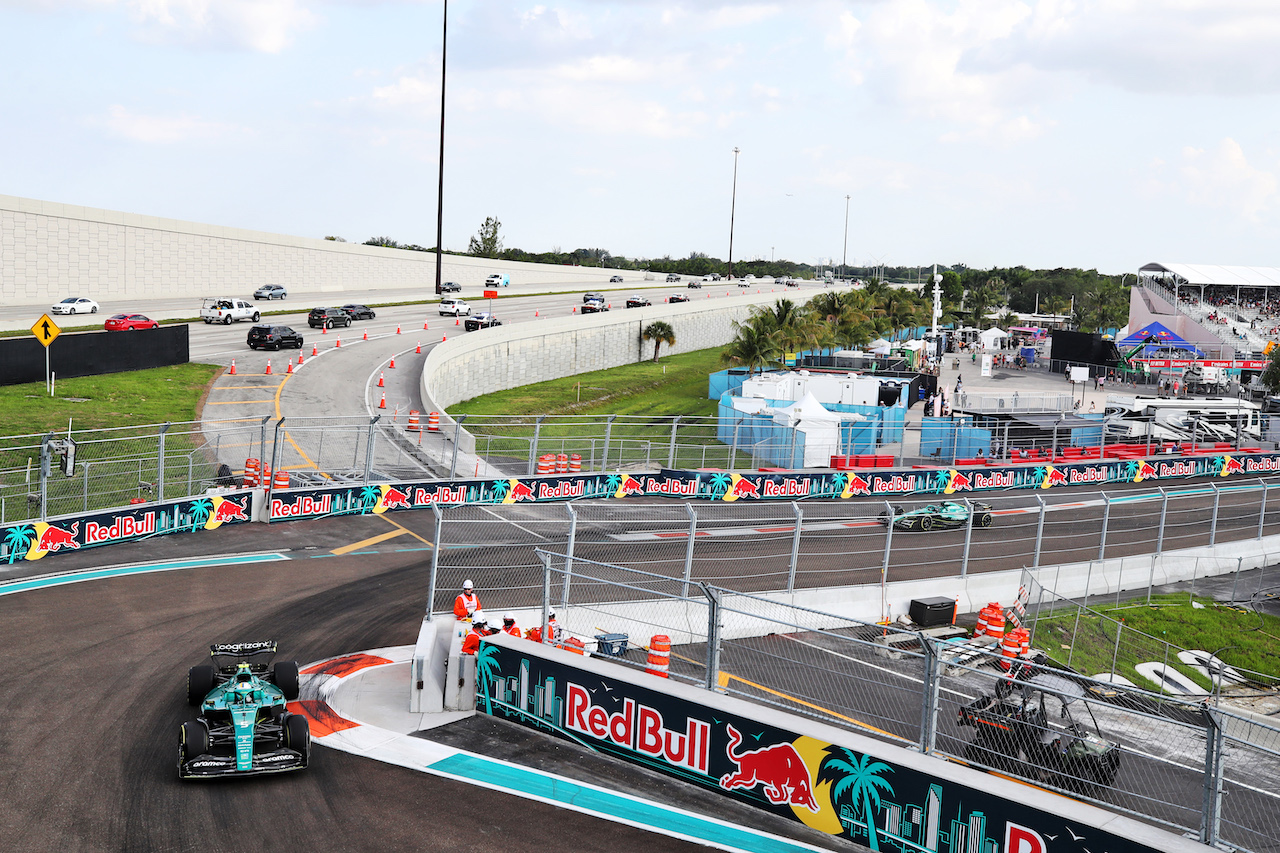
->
878, 501, 993, 531
178, 641, 310, 780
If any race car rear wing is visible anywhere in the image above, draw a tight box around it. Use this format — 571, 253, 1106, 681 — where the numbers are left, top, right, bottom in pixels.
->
209, 641, 278, 661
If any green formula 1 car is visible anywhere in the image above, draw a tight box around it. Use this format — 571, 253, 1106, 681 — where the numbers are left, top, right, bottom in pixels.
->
178, 641, 310, 780
877, 501, 993, 531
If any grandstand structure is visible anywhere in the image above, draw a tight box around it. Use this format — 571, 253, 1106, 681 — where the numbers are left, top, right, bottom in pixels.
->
1136, 262, 1280, 359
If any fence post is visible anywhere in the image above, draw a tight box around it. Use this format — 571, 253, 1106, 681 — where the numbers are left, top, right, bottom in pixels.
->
450, 414, 468, 479
602, 415, 616, 471
39, 433, 52, 521
729, 421, 740, 470
1258, 479, 1268, 540
528, 415, 546, 476
426, 502, 443, 621
1033, 494, 1046, 568
562, 503, 579, 612
157, 422, 171, 502
960, 498, 974, 578
881, 501, 896, 619
1098, 493, 1111, 561
1147, 553, 1158, 606
682, 504, 698, 598
364, 415, 380, 483
540, 550, 553, 647
1200, 706, 1226, 848
668, 416, 681, 468
1156, 488, 1168, 555
267, 418, 285, 516
702, 583, 722, 691
1230, 556, 1243, 604
918, 637, 942, 755
787, 502, 802, 592
259, 415, 271, 465
83, 460, 90, 513
1209, 482, 1220, 547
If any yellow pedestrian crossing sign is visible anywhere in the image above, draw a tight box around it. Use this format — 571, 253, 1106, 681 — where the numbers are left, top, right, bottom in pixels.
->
32, 314, 61, 348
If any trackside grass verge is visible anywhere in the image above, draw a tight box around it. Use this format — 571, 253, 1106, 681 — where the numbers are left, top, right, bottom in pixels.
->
1033, 594, 1280, 691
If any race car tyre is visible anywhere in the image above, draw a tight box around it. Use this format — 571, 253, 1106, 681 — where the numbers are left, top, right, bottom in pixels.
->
979, 513, 993, 528
252, 312, 260, 322
181, 720, 209, 761
877, 510, 890, 524
894, 506, 905, 516
284, 713, 310, 754
919, 515, 933, 531
187, 664, 215, 706
271, 660, 300, 700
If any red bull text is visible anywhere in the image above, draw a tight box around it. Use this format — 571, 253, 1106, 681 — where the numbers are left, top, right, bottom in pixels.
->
565, 684, 709, 774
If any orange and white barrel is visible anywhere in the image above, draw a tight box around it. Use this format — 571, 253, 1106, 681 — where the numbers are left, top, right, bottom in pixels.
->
556, 453, 569, 473
569, 453, 582, 473
406, 411, 421, 432
974, 606, 990, 638
646, 635, 670, 678
537, 454, 555, 474
1016, 626, 1031, 656
260, 464, 271, 488
273, 469, 290, 490
428, 411, 440, 432
985, 605, 1006, 638
243, 458, 260, 488
1000, 632, 1021, 670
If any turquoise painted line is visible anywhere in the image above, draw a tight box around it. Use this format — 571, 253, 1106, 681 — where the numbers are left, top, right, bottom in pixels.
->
429, 752, 830, 853
0, 553, 290, 597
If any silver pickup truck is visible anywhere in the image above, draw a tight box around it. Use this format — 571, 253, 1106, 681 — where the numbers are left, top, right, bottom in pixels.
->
200, 298, 260, 325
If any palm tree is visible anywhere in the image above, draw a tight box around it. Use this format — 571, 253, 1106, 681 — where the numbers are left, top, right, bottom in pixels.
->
476, 644, 502, 713
4, 525, 36, 563
708, 472, 732, 498
642, 321, 677, 362
721, 321, 782, 374
188, 498, 213, 531
359, 485, 381, 511
490, 479, 511, 501
817, 747, 894, 851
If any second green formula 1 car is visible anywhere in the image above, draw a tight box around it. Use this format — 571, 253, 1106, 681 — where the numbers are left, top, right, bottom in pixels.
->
878, 501, 993, 531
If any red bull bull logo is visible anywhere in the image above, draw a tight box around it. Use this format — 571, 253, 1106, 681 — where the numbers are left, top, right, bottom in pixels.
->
615, 476, 645, 497
35, 522, 79, 553
841, 474, 871, 498
725, 477, 760, 500
1135, 461, 1158, 483
718, 724, 818, 812
1040, 466, 1067, 489
212, 498, 250, 523
508, 481, 536, 501
381, 486, 413, 509
1221, 456, 1244, 476
946, 471, 971, 493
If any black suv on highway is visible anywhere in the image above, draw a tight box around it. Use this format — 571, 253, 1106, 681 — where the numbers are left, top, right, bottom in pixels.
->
308, 307, 352, 328
436, 281, 462, 294
341, 304, 376, 320
247, 325, 304, 350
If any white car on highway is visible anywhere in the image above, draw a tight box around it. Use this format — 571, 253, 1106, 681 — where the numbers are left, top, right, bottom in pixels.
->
51, 296, 99, 315
439, 298, 471, 316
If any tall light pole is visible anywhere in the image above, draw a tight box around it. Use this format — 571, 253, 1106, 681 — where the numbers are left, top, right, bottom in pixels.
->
433, 1, 449, 297
842, 194, 851, 280
728, 147, 740, 280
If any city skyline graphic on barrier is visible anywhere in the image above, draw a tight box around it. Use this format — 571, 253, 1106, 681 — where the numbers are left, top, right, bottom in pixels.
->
478, 640, 1172, 853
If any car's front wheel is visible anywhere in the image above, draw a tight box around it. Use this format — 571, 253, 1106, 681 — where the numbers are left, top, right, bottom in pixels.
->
90, 306, 98, 314
187, 664, 215, 706
979, 513, 993, 528
271, 660, 300, 700
919, 515, 933, 531
284, 712, 310, 757
180, 720, 210, 763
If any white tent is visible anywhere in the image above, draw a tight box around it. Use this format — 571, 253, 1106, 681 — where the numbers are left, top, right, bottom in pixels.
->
868, 338, 892, 355
979, 327, 1009, 348
772, 393, 863, 467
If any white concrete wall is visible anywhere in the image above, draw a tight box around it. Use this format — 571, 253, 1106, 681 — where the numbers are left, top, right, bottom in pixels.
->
421, 293, 794, 411
0, 193, 635, 306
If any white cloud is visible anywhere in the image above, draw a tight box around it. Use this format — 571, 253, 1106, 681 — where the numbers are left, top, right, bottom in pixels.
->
1179, 138, 1277, 221
125, 0, 317, 52
98, 104, 249, 143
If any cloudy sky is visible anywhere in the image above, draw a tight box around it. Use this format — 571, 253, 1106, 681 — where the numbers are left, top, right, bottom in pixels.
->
3, 1, 1279, 274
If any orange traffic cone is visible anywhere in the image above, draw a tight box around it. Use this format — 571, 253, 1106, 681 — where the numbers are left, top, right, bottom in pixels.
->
442, 334, 447, 342
265, 359, 272, 375
378, 392, 387, 409
286, 359, 294, 374
377, 371, 385, 387
415, 341, 422, 354
362, 329, 368, 341
389, 356, 396, 369
396, 325, 402, 335
229, 359, 237, 375
572, 306, 577, 313
311, 343, 318, 356
321, 324, 327, 335
423, 320, 429, 330
335, 336, 341, 348
297, 351, 304, 365
535, 310, 539, 317
455, 317, 460, 325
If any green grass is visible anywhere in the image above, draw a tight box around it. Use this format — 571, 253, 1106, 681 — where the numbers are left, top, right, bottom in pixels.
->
450, 347, 723, 419
1033, 594, 1280, 690
0, 363, 222, 437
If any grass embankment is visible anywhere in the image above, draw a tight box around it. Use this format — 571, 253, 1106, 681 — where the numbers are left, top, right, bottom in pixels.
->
448, 347, 728, 469
1034, 594, 1280, 690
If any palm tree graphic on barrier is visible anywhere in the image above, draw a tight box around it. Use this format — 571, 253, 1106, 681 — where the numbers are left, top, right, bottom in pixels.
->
358, 485, 381, 513
4, 525, 36, 563
708, 473, 732, 499
817, 746, 894, 851
475, 645, 501, 714
829, 472, 848, 498
490, 479, 510, 502
188, 498, 213, 531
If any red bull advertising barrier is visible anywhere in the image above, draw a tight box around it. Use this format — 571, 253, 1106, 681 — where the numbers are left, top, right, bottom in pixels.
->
0, 492, 255, 564
476, 633, 1197, 853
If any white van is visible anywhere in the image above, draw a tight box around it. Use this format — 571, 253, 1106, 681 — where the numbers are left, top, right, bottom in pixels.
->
439, 298, 471, 316
485, 273, 509, 287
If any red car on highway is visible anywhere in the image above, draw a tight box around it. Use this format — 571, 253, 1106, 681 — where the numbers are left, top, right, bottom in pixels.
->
104, 313, 160, 331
